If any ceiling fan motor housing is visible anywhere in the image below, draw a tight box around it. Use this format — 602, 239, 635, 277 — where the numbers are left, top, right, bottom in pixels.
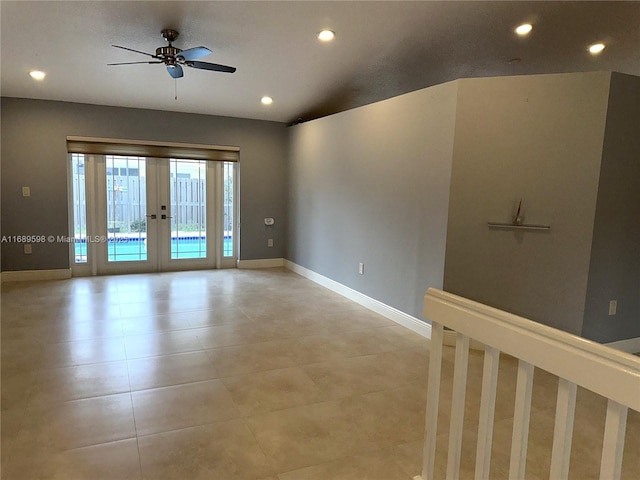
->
156, 46, 181, 59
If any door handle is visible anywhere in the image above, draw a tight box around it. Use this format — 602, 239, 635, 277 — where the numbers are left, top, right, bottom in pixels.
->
161, 214, 173, 220
146, 214, 157, 220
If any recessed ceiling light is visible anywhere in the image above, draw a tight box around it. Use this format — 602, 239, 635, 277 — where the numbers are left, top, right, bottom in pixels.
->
29, 70, 46, 80
589, 43, 606, 54
261, 96, 273, 105
317, 30, 335, 42
515, 24, 533, 36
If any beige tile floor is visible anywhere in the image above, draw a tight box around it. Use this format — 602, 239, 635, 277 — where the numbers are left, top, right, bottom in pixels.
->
1, 268, 638, 479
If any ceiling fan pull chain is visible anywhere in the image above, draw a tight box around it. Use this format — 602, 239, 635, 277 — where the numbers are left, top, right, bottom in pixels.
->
174, 78, 178, 101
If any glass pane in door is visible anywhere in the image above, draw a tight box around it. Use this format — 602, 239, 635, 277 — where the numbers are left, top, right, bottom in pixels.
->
170, 159, 206, 259
223, 161, 235, 257
71, 154, 88, 263
106, 155, 147, 262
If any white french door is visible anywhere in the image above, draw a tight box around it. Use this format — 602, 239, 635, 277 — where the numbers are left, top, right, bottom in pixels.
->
69, 154, 237, 275
96, 155, 159, 274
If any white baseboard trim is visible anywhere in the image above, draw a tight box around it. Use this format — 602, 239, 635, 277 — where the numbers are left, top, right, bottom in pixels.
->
1, 268, 72, 283
605, 336, 640, 354
284, 260, 431, 339
237, 258, 284, 269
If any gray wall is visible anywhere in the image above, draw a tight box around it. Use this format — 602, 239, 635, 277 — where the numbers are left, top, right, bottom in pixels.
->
0, 98, 288, 271
4, 73, 636, 343
582, 73, 640, 343
287, 81, 458, 318
443, 72, 611, 334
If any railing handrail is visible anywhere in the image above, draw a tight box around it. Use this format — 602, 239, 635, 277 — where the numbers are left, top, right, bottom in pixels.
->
424, 288, 640, 411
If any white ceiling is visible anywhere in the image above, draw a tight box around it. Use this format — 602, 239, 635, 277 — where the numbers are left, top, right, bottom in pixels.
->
1, 1, 639, 124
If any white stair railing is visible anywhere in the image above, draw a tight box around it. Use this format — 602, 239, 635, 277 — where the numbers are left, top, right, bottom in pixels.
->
416, 288, 640, 480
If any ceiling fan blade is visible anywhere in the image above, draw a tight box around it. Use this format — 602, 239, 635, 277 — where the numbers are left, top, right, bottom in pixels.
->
177, 46, 212, 61
187, 61, 236, 73
112, 45, 157, 58
107, 61, 164, 65
167, 64, 184, 79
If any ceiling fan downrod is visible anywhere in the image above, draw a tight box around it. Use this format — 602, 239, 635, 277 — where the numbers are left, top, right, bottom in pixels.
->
156, 29, 181, 58
161, 29, 179, 44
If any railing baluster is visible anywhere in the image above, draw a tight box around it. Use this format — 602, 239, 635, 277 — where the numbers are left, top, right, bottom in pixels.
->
599, 399, 628, 480
475, 346, 500, 480
549, 378, 577, 479
422, 321, 443, 480
509, 360, 534, 480
446, 333, 470, 480
421, 289, 640, 480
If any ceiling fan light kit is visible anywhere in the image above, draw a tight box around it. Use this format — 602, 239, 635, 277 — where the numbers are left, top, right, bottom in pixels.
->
108, 29, 236, 79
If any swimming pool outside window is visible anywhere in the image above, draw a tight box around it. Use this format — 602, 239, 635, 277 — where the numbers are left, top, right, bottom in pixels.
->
170, 159, 207, 260
106, 155, 147, 262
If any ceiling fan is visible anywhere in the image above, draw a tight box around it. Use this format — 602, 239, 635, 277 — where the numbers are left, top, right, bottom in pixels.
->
109, 29, 236, 79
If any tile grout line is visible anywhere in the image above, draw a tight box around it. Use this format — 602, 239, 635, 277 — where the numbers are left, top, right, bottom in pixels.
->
199, 366, 282, 478
123, 343, 145, 480
240, 415, 281, 479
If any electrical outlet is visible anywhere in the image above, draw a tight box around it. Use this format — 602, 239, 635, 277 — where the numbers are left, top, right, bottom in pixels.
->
24, 243, 32, 254
608, 300, 617, 316
22, 186, 31, 197
358, 263, 365, 275
267, 238, 274, 247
